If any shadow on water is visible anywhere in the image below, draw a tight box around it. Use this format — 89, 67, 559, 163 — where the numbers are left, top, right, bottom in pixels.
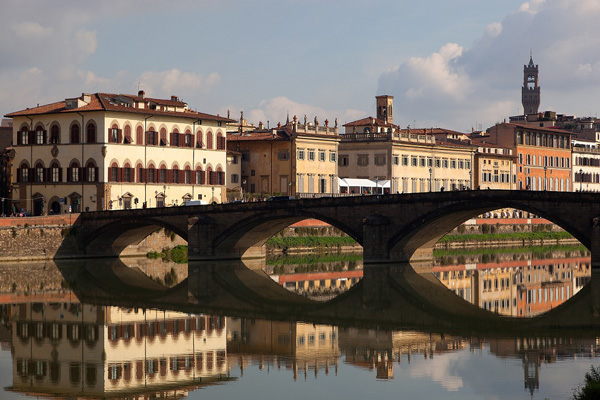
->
54, 257, 600, 336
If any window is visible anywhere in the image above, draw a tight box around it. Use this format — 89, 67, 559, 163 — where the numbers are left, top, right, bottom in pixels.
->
184, 169, 191, 184
36, 128, 44, 144
20, 165, 29, 182
35, 163, 44, 182
297, 149, 305, 160
278, 150, 289, 161
70, 124, 80, 144
357, 155, 369, 166
375, 154, 386, 165
172, 132, 180, 146
450, 159, 457, 169
419, 158, 426, 167
231, 174, 239, 183
87, 163, 96, 182
338, 155, 348, 166
110, 128, 118, 143
147, 130, 157, 145
147, 166, 156, 183
402, 156, 409, 166
329, 152, 336, 162
20, 129, 29, 145
411, 157, 417, 167
87, 123, 97, 143
51, 164, 60, 183
318, 151, 326, 161
393, 155, 399, 165
159, 167, 167, 183
172, 167, 179, 183
308, 149, 315, 161
442, 159, 448, 168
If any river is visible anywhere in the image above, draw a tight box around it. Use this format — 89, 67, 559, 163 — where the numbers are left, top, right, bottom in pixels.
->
0, 244, 596, 399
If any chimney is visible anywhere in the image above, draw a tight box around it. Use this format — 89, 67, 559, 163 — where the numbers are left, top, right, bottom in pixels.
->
258, 121, 264, 130
138, 90, 145, 98
171, 95, 178, 102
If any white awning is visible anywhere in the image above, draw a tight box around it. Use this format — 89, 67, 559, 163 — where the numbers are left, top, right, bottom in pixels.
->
338, 178, 390, 188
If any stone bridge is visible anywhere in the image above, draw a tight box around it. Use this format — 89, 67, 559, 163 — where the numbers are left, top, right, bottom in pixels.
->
74, 190, 600, 265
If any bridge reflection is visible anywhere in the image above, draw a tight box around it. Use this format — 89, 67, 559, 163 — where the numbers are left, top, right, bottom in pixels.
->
52, 258, 600, 331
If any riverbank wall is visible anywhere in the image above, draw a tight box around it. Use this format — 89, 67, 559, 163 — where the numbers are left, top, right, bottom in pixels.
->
0, 216, 578, 262
0, 215, 186, 262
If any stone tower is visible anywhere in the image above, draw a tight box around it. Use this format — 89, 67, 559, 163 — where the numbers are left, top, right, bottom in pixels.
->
376, 95, 394, 124
522, 55, 540, 115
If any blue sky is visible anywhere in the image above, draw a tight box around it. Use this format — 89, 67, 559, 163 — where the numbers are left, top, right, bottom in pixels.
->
2, 0, 599, 131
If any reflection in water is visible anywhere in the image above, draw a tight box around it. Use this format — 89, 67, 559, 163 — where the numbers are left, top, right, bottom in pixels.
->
7, 302, 231, 398
0, 250, 598, 399
433, 246, 591, 317
3, 300, 600, 399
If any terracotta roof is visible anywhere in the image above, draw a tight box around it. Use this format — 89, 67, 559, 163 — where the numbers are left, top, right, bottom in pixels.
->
4, 93, 235, 123
227, 130, 290, 141
497, 122, 573, 135
343, 116, 397, 128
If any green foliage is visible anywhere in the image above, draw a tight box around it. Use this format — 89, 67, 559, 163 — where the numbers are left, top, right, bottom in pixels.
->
163, 267, 178, 287
438, 231, 574, 243
266, 253, 362, 266
265, 236, 357, 250
434, 244, 588, 259
147, 251, 165, 260
572, 365, 600, 400
169, 245, 188, 264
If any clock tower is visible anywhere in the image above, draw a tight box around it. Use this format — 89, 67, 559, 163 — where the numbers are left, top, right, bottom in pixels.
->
522, 55, 540, 115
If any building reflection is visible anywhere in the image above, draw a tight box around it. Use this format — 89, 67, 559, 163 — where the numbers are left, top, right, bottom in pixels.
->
7, 302, 232, 398
226, 317, 339, 380
433, 253, 591, 317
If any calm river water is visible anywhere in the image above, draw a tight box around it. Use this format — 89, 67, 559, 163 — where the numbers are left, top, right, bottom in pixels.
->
0, 245, 596, 399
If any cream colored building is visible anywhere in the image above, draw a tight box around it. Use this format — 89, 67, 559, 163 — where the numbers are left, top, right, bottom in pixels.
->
339, 130, 475, 193
227, 116, 340, 198
5, 91, 233, 215
10, 303, 229, 397
340, 97, 475, 193
473, 144, 516, 190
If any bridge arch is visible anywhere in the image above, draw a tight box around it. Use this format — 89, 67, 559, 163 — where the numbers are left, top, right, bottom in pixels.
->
209, 210, 362, 260
389, 195, 591, 262
83, 217, 188, 257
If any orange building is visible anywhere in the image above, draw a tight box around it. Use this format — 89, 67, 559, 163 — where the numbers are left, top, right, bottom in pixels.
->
473, 123, 572, 191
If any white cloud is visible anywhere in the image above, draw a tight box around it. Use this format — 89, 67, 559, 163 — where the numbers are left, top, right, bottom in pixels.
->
138, 69, 221, 99
238, 96, 364, 128
377, 0, 600, 131
12, 22, 53, 39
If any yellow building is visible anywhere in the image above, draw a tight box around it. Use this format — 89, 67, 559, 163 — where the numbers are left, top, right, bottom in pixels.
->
340, 97, 475, 193
5, 91, 233, 215
227, 116, 340, 197
473, 144, 516, 190
10, 302, 229, 398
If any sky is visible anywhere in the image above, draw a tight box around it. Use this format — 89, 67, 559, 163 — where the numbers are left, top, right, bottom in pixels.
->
1, 0, 600, 132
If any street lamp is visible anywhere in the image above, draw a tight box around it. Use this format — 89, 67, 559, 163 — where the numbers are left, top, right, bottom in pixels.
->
242, 179, 246, 201
544, 165, 547, 191
429, 168, 432, 192
580, 168, 583, 192
375, 178, 379, 195
212, 187, 215, 203
329, 174, 334, 197
468, 169, 472, 190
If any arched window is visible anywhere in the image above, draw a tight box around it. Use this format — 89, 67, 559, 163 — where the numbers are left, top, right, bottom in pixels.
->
160, 128, 167, 146
137, 163, 144, 183
184, 129, 192, 148
184, 166, 191, 184
196, 167, 204, 185
109, 124, 120, 143
196, 130, 203, 148
216, 132, 224, 150
136, 126, 143, 144
17, 162, 29, 183
86, 122, 96, 143
172, 165, 180, 183
147, 164, 156, 183
50, 162, 61, 183
17, 126, 30, 145
35, 162, 45, 182
206, 132, 213, 149
147, 128, 157, 146
159, 165, 167, 183
124, 125, 132, 144
50, 124, 60, 144
35, 125, 46, 145
172, 128, 180, 147
124, 163, 134, 182
68, 161, 80, 182
207, 166, 214, 184
70, 124, 80, 144
86, 161, 98, 182
109, 162, 120, 182
216, 166, 224, 185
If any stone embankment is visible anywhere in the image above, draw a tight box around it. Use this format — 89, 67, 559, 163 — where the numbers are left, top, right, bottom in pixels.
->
0, 215, 185, 262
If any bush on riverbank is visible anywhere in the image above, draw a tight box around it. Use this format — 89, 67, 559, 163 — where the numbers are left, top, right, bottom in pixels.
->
266, 236, 358, 251
438, 231, 573, 243
147, 245, 188, 263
